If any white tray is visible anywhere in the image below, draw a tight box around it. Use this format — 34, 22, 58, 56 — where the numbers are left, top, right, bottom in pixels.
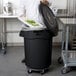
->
18, 16, 44, 29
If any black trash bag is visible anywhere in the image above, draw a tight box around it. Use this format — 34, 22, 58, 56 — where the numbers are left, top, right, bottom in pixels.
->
39, 2, 59, 37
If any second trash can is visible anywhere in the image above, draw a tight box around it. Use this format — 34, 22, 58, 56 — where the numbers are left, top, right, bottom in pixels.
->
20, 28, 53, 74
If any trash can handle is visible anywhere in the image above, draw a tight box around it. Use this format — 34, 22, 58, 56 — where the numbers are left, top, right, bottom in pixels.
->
33, 31, 42, 35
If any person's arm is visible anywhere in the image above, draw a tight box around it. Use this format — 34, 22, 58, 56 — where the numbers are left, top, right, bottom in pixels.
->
40, 0, 52, 6
40, 0, 49, 5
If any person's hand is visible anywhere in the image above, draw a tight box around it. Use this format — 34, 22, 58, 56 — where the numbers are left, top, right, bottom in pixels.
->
40, 0, 49, 5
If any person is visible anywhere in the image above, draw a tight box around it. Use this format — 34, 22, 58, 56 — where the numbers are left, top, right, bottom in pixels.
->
18, 0, 53, 63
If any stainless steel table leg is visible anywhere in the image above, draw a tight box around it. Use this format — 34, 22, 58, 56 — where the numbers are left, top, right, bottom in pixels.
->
1, 18, 7, 54
62, 25, 66, 50
64, 25, 69, 67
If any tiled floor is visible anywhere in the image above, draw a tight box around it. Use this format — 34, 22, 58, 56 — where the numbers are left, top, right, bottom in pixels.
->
0, 46, 76, 76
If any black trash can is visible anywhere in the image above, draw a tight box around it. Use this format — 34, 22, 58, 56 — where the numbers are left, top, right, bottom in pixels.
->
20, 28, 53, 73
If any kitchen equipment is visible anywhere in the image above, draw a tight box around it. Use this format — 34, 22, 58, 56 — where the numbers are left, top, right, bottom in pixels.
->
3, 2, 13, 15
20, 28, 52, 74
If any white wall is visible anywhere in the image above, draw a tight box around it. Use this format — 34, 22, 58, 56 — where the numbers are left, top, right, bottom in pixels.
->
52, 0, 67, 9
67, 0, 76, 15
3, 0, 20, 7
6, 19, 23, 44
